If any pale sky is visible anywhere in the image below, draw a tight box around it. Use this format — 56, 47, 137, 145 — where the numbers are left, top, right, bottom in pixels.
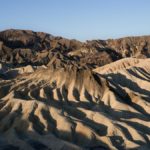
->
0, 0, 150, 41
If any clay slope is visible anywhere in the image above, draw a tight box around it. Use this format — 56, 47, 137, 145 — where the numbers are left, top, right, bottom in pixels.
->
0, 57, 150, 150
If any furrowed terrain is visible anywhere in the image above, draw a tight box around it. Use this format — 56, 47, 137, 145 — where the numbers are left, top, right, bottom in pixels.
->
0, 29, 150, 150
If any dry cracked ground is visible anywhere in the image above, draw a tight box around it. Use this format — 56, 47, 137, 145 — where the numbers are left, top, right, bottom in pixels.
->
0, 29, 150, 150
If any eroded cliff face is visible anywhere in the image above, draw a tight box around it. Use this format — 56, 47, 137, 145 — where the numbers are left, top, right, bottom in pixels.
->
0, 29, 150, 67
0, 29, 150, 150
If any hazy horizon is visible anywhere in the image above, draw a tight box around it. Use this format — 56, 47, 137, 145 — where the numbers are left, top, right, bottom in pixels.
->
0, 0, 150, 41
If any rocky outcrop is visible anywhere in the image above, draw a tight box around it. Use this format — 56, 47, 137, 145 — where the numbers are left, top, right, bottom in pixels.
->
0, 29, 150, 67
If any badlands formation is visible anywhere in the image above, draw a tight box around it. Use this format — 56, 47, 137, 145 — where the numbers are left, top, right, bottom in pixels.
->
0, 29, 150, 150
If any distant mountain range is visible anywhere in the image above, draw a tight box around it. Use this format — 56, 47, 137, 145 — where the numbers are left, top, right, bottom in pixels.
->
0, 29, 150, 68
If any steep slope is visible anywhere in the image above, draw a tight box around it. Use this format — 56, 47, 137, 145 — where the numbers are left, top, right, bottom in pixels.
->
0, 29, 150, 68
0, 56, 150, 149
0, 29, 82, 66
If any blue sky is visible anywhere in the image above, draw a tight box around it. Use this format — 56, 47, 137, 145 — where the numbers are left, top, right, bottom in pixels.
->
0, 0, 150, 41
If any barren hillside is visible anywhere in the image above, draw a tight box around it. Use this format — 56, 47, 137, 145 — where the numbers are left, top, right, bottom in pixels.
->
0, 29, 150, 150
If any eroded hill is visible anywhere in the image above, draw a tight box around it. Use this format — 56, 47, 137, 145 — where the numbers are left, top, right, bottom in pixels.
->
0, 29, 150, 67
0, 29, 150, 150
